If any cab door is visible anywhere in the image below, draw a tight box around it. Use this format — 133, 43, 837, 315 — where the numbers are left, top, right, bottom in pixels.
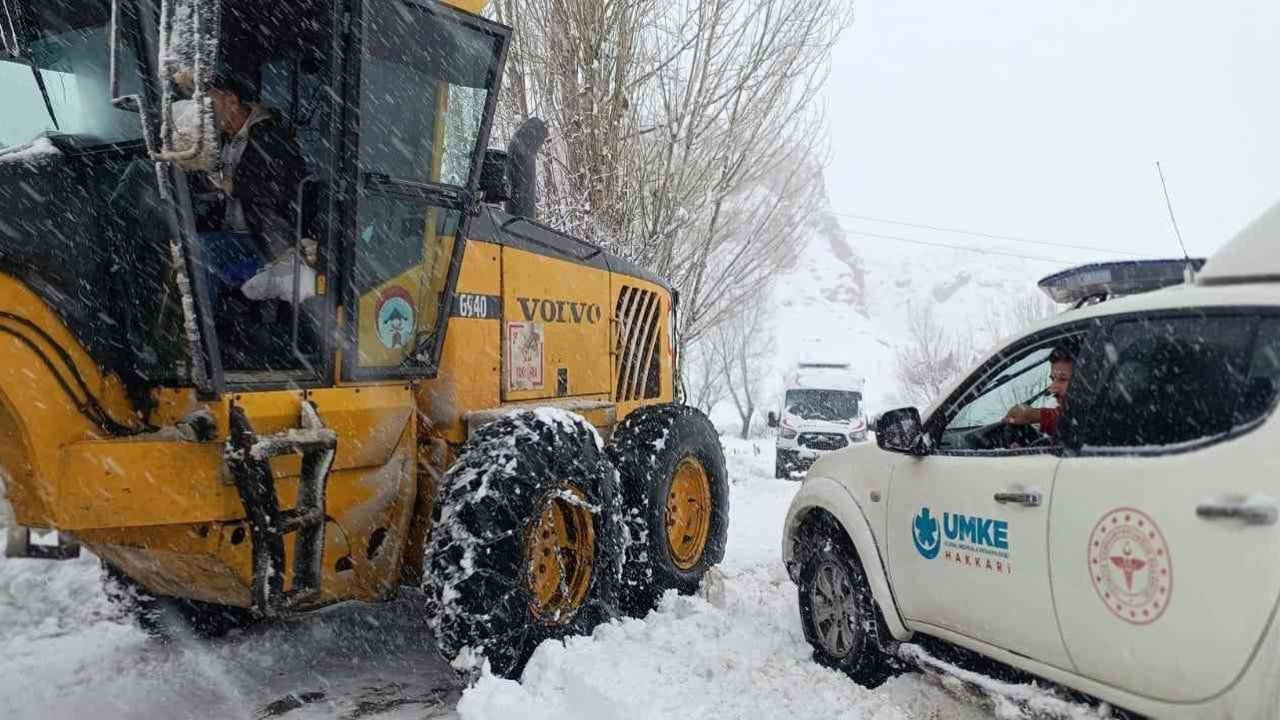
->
886, 338, 1074, 670
342, 0, 510, 381
1050, 313, 1280, 702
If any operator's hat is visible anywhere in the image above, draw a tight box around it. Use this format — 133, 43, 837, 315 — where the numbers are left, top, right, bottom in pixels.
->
208, 60, 259, 102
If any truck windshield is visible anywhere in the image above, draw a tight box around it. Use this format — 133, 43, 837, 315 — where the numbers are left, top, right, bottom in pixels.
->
785, 389, 862, 422
0, 1, 144, 149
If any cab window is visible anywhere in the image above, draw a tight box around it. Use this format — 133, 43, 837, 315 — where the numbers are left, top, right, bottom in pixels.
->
360, 0, 501, 185
936, 332, 1084, 453
1072, 315, 1279, 449
0, 0, 144, 147
946, 347, 1053, 432
349, 195, 459, 369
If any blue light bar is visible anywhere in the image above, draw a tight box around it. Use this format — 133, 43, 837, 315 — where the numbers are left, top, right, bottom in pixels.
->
1038, 258, 1206, 305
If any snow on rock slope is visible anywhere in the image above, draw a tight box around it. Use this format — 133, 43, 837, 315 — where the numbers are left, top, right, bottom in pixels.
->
0, 438, 991, 720
771, 216, 1076, 414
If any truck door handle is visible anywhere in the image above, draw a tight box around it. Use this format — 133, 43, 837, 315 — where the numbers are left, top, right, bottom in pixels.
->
1196, 497, 1278, 526
994, 491, 1041, 507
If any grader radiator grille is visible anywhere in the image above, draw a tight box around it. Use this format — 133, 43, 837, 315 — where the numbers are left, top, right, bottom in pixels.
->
613, 286, 663, 401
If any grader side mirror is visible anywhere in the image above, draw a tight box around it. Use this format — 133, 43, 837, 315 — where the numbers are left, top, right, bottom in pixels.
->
767, 411, 779, 428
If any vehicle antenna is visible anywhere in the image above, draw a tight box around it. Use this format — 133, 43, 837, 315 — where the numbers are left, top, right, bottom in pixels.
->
1156, 162, 1193, 279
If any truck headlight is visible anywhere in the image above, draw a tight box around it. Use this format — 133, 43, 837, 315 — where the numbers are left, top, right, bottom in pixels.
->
849, 430, 867, 441
780, 428, 798, 440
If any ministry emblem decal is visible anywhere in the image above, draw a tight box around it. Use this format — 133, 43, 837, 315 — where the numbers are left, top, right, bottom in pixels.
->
1088, 507, 1172, 625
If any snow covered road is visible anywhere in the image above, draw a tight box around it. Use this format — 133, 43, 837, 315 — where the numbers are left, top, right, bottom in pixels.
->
1, 437, 989, 720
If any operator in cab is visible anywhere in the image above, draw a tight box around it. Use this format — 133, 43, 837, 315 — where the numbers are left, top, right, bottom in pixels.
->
184, 61, 312, 304
1004, 346, 1074, 440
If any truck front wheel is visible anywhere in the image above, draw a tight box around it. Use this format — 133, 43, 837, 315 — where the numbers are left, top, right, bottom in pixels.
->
795, 515, 895, 687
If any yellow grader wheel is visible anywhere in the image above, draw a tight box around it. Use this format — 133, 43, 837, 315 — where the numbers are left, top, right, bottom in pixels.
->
666, 458, 713, 571
608, 404, 729, 615
426, 410, 625, 678
526, 487, 596, 620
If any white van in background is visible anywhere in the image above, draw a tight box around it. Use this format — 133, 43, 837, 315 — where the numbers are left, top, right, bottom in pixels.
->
767, 363, 869, 479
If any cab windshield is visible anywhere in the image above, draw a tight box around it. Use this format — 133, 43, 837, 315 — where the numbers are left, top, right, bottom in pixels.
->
360, 0, 503, 188
0, 0, 144, 149
785, 389, 862, 422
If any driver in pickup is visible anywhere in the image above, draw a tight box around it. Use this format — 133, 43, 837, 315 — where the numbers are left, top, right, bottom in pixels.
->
1004, 346, 1074, 439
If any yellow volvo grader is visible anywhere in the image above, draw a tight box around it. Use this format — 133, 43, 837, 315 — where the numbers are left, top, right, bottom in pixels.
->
0, 0, 728, 676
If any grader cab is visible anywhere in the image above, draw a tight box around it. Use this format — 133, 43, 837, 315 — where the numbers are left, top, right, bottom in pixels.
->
0, 0, 728, 676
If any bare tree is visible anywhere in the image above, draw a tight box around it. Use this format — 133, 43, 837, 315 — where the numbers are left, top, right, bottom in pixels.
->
490, 0, 853, 344
642, 0, 850, 341
894, 303, 973, 408
682, 340, 725, 415
491, 0, 654, 245
708, 295, 775, 439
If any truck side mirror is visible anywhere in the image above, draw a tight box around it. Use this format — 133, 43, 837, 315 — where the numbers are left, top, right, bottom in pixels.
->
767, 411, 779, 428
480, 148, 511, 204
876, 407, 927, 455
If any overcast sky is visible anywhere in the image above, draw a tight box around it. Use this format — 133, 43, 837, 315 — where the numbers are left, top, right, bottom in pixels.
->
821, 0, 1280, 270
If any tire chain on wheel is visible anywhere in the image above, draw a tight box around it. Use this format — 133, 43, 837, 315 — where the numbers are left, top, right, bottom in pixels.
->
607, 404, 729, 615
425, 410, 625, 678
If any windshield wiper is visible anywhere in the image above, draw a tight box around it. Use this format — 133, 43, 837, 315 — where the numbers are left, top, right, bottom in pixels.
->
28, 60, 59, 130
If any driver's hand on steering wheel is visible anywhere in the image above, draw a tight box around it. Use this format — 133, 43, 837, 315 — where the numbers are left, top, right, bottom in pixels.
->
1004, 404, 1039, 426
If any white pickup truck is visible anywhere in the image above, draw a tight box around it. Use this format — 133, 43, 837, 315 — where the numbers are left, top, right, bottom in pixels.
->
782, 203, 1280, 719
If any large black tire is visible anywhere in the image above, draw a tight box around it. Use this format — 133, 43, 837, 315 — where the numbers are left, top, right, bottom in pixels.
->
425, 410, 625, 678
608, 404, 729, 615
102, 562, 256, 639
794, 513, 895, 687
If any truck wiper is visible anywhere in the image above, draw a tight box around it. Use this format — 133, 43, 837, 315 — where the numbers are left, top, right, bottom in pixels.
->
29, 60, 59, 130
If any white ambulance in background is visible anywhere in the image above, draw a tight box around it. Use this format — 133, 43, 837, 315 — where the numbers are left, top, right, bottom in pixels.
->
768, 362, 869, 479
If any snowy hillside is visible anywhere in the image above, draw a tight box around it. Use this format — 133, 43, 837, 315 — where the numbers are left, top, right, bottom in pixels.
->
768, 213, 1081, 415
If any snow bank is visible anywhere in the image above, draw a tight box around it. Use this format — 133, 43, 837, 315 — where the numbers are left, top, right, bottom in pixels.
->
459, 564, 988, 720
457, 438, 987, 720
